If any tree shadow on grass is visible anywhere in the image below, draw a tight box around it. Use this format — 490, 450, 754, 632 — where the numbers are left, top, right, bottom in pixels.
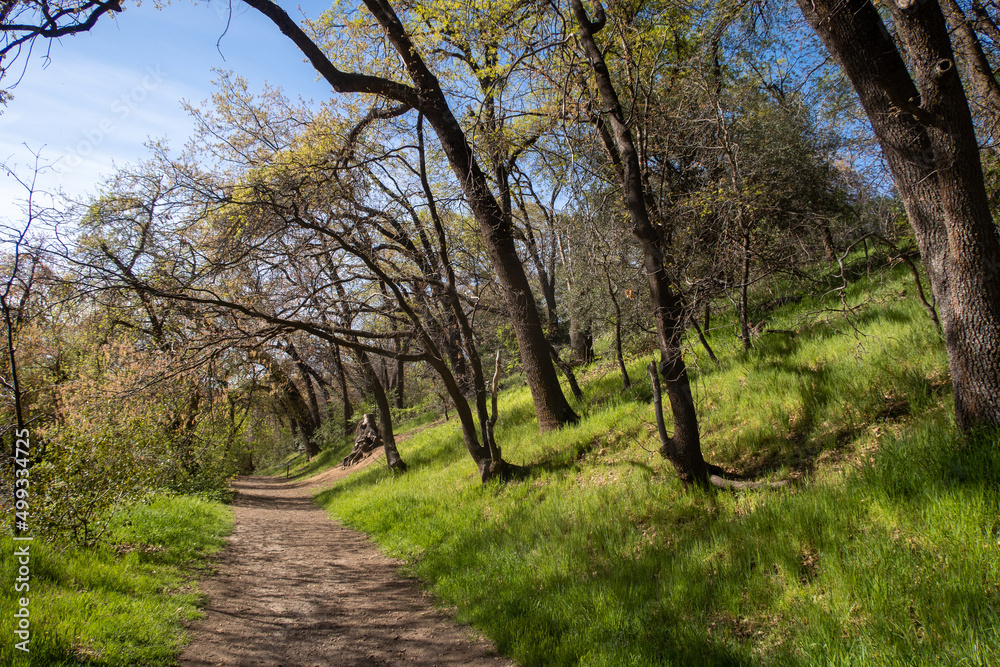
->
404, 481, 805, 667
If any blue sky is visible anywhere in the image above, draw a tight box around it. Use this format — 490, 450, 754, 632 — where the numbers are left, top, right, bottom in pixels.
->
1, 0, 336, 221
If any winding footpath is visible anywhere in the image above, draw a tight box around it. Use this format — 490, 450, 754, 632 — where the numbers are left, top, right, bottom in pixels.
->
179, 456, 512, 666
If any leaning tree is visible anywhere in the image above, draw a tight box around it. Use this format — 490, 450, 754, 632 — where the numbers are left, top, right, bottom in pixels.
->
1, 0, 579, 433
794, 0, 1000, 432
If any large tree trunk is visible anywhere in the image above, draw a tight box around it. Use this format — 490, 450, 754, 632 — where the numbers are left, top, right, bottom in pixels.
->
940, 0, 1000, 141
572, 0, 709, 485
420, 103, 578, 432
795, 0, 1000, 432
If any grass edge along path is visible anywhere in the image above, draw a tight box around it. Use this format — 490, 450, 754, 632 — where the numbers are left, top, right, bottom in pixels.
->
1, 494, 233, 666
313, 272, 1000, 667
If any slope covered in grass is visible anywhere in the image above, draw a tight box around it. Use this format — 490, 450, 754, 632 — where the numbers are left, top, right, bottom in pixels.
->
314, 264, 1000, 666
0, 495, 232, 666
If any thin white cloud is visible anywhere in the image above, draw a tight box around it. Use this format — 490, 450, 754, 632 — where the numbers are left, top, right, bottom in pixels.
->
1, 0, 336, 224
1, 54, 201, 220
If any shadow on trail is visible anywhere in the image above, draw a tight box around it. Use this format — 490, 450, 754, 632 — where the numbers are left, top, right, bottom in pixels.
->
180, 475, 510, 667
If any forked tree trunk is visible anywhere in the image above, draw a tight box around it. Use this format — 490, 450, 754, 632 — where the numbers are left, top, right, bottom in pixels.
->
795, 0, 1000, 432
572, 0, 710, 485
429, 355, 505, 482
606, 273, 631, 389
425, 113, 579, 432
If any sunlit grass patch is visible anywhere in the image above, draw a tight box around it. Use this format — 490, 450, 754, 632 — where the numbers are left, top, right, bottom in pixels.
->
312, 262, 998, 665
0, 495, 232, 666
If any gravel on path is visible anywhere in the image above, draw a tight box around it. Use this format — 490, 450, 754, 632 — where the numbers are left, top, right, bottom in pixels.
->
179, 458, 512, 666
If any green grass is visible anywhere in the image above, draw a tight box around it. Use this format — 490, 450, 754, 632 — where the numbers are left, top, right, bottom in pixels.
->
260, 408, 445, 480
1, 494, 233, 666
259, 431, 356, 479
312, 262, 1000, 666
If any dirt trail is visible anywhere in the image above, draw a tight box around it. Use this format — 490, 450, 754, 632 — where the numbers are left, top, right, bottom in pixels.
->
179, 453, 512, 666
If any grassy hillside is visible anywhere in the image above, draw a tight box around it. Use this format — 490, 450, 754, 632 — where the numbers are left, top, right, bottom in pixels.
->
0, 495, 232, 666
313, 262, 1000, 666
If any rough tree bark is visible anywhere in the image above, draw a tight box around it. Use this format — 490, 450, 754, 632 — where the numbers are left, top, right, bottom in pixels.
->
571, 0, 710, 485
940, 0, 1000, 140
795, 0, 1000, 432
